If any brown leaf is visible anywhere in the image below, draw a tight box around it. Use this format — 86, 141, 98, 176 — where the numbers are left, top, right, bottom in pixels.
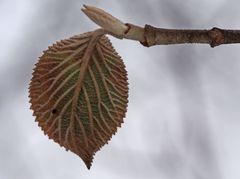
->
29, 30, 128, 169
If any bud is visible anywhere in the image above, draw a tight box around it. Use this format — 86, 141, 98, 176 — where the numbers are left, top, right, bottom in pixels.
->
82, 5, 128, 38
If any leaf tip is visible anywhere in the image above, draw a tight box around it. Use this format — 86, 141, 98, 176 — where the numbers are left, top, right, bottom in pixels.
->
86, 162, 92, 170
82, 155, 93, 170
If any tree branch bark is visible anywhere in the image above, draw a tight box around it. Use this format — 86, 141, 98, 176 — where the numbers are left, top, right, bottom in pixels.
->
82, 5, 240, 48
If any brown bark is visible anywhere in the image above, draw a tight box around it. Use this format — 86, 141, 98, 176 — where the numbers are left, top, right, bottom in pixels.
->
141, 25, 240, 48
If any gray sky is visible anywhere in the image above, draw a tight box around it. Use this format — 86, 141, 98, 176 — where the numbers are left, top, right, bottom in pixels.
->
1, 0, 240, 179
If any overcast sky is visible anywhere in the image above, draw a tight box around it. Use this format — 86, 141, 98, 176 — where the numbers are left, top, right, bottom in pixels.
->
1, 0, 240, 179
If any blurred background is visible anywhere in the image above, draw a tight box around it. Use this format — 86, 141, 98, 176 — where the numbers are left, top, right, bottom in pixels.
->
1, 0, 240, 178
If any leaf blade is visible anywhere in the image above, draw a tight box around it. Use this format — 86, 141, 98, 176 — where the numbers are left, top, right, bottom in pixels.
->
29, 31, 128, 169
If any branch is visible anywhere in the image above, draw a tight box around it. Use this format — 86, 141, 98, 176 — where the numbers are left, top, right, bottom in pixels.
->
82, 5, 240, 48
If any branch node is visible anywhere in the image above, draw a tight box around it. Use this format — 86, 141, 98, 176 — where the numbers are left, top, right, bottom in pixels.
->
208, 27, 225, 48
124, 23, 131, 35
142, 24, 156, 47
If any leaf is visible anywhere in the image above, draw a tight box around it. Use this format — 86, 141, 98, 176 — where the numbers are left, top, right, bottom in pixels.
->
29, 30, 128, 169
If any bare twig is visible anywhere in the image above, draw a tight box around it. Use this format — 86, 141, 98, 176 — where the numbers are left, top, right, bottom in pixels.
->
82, 5, 240, 48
